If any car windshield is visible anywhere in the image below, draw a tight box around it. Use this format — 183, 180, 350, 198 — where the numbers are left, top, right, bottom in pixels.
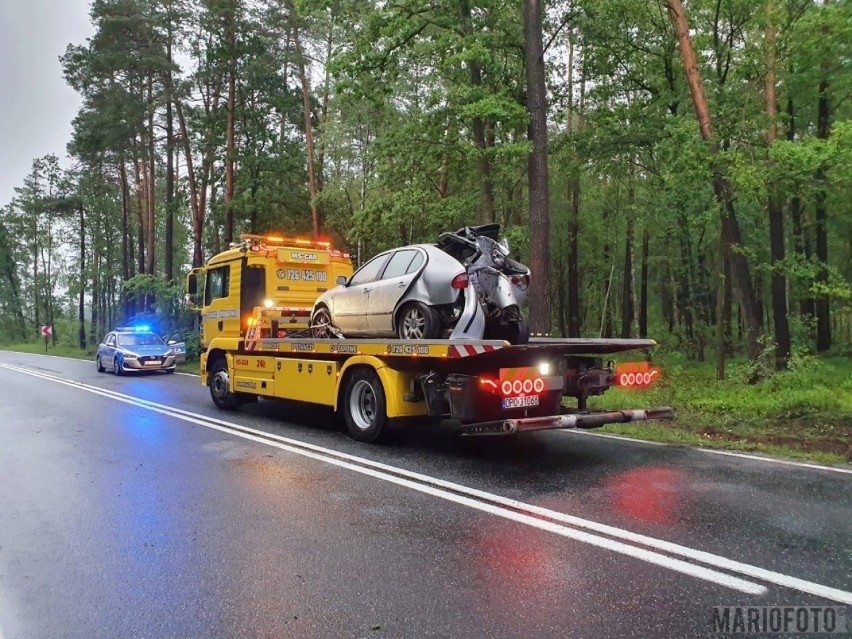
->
117, 333, 164, 347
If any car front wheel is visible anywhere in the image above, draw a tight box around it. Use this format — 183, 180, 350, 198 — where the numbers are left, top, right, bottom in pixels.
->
311, 306, 335, 338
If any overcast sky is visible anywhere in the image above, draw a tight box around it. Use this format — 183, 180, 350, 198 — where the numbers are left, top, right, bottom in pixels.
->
0, 0, 93, 206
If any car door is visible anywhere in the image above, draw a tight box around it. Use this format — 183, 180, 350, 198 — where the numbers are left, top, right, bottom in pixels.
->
102, 333, 116, 363
331, 253, 391, 333
367, 249, 423, 334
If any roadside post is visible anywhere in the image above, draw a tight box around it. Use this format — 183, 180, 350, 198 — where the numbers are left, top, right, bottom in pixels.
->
41, 325, 52, 352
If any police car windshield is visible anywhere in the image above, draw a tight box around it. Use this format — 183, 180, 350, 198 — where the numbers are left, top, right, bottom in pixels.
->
117, 333, 163, 346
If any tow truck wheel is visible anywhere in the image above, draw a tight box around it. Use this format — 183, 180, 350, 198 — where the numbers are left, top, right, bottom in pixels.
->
208, 359, 242, 410
96, 356, 105, 373
343, 369, 388, 443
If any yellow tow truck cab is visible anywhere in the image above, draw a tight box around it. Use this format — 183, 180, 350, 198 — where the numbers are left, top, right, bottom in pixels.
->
186, 234, 354, 349
188, 233, 674, 443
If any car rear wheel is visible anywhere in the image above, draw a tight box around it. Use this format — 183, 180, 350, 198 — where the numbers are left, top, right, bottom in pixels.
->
342, 368, 388, 443
96, 356, 105, 373
397, 302, 441, 340
311, 306, 335, 338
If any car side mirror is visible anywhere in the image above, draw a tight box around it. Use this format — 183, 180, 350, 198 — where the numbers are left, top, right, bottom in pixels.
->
336, 275, 348, 286
168, 340, 177, 345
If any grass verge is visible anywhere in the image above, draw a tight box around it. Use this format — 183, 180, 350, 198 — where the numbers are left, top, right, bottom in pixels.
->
587, 355, 852, 466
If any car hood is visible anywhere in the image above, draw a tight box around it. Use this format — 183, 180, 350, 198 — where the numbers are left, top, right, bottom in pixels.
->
121, 345, 171, 356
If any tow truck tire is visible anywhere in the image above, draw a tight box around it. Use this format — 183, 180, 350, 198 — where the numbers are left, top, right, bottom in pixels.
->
208, 359, 242, 411
342, 368, 388, 443
96, 356, 105, 373
397, 302, 441, 340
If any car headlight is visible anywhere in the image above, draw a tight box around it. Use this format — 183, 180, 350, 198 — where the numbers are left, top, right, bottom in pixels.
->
122, 351, 139, 359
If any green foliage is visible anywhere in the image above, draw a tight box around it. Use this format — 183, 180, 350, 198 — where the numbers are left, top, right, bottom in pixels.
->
591, 355, 852, 462
0, 0, 848, 376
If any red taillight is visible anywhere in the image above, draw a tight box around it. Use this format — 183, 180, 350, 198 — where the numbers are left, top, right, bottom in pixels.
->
511, 274, 530, 291
500, 378, 544, 396
451, 272, 469, 289
479, 377, 499, 392
615, 362, 661, 388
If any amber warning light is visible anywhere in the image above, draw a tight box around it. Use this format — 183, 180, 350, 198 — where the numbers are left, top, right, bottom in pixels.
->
615, 362, 660, 388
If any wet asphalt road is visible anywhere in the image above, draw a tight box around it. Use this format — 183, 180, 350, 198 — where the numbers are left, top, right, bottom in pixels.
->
0, 351, 849, 639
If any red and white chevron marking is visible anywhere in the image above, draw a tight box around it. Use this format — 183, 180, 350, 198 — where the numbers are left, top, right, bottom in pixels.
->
448, 344, 500, 358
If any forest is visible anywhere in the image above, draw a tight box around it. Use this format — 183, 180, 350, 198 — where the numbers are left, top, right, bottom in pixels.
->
0, 0, 850, 382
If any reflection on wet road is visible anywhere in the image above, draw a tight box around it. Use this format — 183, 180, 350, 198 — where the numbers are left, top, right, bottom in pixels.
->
0, 352, 850, 638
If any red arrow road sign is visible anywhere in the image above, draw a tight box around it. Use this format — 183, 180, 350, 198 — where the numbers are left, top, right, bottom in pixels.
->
41, 325, 53, 337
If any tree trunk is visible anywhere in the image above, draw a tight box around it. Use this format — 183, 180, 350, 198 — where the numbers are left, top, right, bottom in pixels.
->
523, 0, 552, 335
292, 19, 321, 239
460, 0, 495, 224
667, 0, 762, 365
716, 242, 726, 380
765, 0, 790, 368
639, 228, 649, 338
146, 79, 156, 277
165, 11, 175, 282
175, 98, 204, 267
132, 151, 146, 277
786, 94, 813, 319
566, 37, 583, 338
621, 218, 635, 338
814, 78, 831, 351
78, 205, 86, 350
223, 4, 237, 245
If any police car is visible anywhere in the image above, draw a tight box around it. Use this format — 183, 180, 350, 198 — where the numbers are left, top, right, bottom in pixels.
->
96, 327, 177, 375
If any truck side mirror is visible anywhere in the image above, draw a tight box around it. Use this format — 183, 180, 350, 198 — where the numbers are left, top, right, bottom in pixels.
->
336, 275, 348, 286
186, 269, 202, 310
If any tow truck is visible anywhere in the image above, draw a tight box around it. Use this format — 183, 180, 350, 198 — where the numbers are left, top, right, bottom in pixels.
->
187, 234, 674, 442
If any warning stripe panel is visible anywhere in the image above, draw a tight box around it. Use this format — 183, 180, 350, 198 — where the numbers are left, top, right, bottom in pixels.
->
449, 344, 500, 358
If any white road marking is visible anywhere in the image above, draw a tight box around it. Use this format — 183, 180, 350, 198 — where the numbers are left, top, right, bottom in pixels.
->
559, 429, 852, 475
6, 352, 849, 473
0, 363, 766, 596
7, 363, 852, 605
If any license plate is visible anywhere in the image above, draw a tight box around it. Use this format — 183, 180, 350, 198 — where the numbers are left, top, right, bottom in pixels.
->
144, 360, 162, 366
502, 395, 540, 409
